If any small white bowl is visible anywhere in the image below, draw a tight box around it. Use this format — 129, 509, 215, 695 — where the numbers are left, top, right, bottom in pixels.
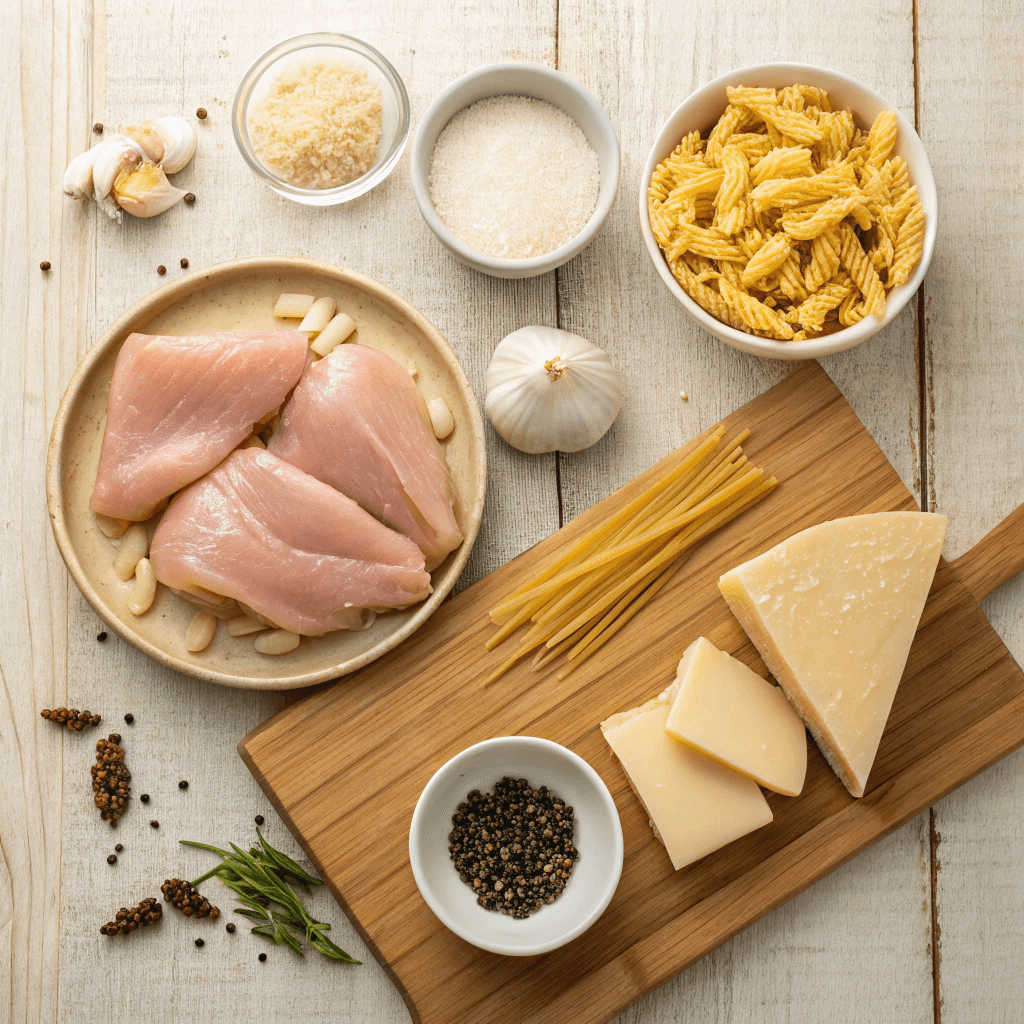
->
410, 64, 620, 279
639, 63, 938, 361
232, 32, 410, 205
408, 736, 623, 956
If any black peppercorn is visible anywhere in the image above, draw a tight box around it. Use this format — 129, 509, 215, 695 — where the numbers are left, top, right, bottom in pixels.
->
41, 708, 101, 730
226, 922, 236, 933
109, 733, 121, 744
184, 192, 196, 205
180, 258, 189, 268
178, 780, 189, 790
115, 844, 123, 852
255, 815, 264, 825
39, 261, 51, 271
124, 713, 134, 724
100, 896, 161, 936
107, 854, 117, 865
196, 107, 207, 119
258, 952, 267, 962
157, 266, 166, 276
97, 631, 108, 642
140, 794, 150, 803
162, 878, 220, 920
150, 819, 159, 828
195, 938, 204, 947
92, 734, 130, 826
93, 122, 103, 134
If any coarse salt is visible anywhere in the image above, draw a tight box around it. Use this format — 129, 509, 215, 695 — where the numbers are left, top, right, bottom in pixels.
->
428, 95, 600, 260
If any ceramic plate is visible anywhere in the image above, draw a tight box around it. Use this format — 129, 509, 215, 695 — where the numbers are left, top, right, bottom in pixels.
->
46, 257, 487, 689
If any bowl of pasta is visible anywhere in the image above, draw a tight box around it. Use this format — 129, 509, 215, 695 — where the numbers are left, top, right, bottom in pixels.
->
640, 63, 937, 360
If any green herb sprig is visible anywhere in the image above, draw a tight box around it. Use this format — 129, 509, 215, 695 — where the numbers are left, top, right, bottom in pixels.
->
181, 829, 360, 963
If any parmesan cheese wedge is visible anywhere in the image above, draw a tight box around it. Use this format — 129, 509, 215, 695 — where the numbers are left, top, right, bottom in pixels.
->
601, 697, 772, 871
719, 512, 946, 799
662, 637, 807, 797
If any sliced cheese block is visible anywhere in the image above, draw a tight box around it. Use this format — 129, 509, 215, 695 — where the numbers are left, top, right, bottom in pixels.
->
601, 697, 773, 871
719, 511, 946, 799
661, 637, 807, 797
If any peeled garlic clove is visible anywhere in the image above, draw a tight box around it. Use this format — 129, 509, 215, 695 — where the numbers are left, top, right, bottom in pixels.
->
484, 326, 623, 454
119, 119, 165, 163
153, 116, 197, 174
92, 134, 144, 201
63, 141, 105, 199
427, 397, 455, 439
112, 161, 187, 218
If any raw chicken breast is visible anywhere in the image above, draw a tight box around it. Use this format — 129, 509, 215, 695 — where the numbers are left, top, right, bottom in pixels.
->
91, 330, 308, 521
268, 345, 463, 571
149, 449, 431, 636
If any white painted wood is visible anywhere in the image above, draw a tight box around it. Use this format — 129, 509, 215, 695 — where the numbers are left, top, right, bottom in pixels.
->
918, 5, 1024, 1022
556, 2, 932, 1022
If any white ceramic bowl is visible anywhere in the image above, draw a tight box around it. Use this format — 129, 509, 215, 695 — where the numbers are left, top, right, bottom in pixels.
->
639, 63, 938, 361
410, 64, 620, 279
408, 736, 623, 956
232, 32, 410, 205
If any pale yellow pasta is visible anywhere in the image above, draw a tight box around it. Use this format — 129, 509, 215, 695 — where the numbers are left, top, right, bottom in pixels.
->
741, 232, 792, 287
793, 280, 851, 332
775, 251, 809, 303
839, 222, 886, 317
883, 156, 910, 201
714, 147, 751, 235
866, 110, 899, 168
888, 193, 925, 287
718, 278, 795, 339
780, 193, 867, 240
803, 225, 842, 292
838, 289, 868, 326
750, 165, 858, 211
750, 146, 814, 186
704, 105, 744, 167
665, 222, 745, 263
669, 260, 740, 328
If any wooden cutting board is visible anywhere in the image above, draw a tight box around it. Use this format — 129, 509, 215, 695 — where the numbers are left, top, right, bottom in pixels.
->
239, 361, 1024, 1024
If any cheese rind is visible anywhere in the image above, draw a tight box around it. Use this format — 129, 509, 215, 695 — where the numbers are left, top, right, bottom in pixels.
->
719, 511, 946, 798
601, 697, 773, 871
662, 637, 807, 797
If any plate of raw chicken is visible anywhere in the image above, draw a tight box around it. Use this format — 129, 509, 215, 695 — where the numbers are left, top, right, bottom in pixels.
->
46, 257, 486, 688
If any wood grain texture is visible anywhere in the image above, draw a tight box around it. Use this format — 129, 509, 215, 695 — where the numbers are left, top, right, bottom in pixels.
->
917, 4, 1024, 1022
240, 364, 1024, 1024
554, 2, 929, 1021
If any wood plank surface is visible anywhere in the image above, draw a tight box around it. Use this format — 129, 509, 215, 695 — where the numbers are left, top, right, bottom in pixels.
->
917, 4, 1024, 1023
239, 364, 1024, 1024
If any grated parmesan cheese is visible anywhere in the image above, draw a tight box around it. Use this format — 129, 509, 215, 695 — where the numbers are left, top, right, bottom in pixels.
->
428, 95, 600, 260
248, 60, 383, 190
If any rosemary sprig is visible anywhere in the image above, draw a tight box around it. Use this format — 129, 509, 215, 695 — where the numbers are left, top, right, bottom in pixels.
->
181, 829, 360, 964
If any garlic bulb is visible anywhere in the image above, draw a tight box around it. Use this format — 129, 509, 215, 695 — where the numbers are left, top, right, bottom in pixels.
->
484, 326, 623, 454
112, 161, 187, 218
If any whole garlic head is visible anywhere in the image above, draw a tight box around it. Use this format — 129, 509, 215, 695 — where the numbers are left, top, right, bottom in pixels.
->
484, 326, 623, 454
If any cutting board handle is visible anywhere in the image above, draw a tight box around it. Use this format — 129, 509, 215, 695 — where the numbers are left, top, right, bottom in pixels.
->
951, 503, 1024, 602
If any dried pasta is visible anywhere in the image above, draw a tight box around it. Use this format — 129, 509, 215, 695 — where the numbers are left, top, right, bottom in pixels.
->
648, 85, 926, 341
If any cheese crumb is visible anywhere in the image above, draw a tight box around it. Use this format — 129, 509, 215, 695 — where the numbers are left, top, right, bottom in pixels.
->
248, 60, 383, 189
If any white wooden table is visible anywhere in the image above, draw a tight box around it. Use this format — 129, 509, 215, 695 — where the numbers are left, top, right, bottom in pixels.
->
4, 1, 1022, 1021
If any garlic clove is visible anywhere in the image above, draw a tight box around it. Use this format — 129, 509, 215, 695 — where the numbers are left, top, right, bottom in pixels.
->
118, 119, 165, 163
153, 116, 197, 174
112, 161, 187, 218
484, 326, 623, 454
92, 134, 144, 201
96, 191, 124, 222
63, 141, 106, 199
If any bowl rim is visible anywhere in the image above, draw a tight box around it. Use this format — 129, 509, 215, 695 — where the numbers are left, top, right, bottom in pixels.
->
231, 31, 411, 202
45, 256, 487, 690
408, 735, 624, 957
410, 62, 620, 276
638, 61, 938, 361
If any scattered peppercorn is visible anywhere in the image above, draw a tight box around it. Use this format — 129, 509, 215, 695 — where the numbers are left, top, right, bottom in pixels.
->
180, 258, 189, 268
100, 897, 161, 936
91, 734, 130, 827
93, 122, 104, 134
196, 108, 207, 119
107, 854, 117, 865
254, 815, 264, 825
40, 707, 101, 731
115, 844, 123, 852
39, 261, 51, 271
226, 923, 236, 933
448, 776, 578, 919
195, 938, 205, 947
124, 713, 134, 724
162, 878, 220, 920
157, 265, 166, 275
140, 794, 150, 803
184, 192, 196, 205
258, 952, 267, 962
97, 631, 108, 642
178, 780, 189, 790
150, 820, 159, 828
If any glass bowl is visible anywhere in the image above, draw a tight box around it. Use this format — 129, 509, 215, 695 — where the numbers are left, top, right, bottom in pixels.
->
232, 32, 410, 206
